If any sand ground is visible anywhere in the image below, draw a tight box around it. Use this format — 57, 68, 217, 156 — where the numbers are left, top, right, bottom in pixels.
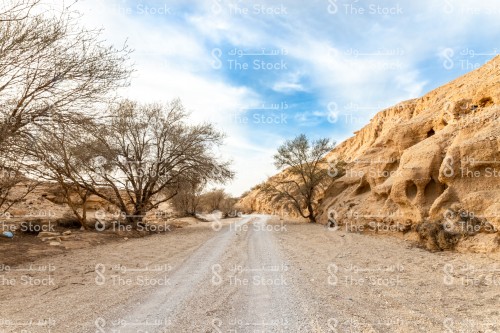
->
1, 215, 499, 332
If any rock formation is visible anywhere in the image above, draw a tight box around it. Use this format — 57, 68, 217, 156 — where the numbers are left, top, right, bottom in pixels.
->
239, 56, 500, 252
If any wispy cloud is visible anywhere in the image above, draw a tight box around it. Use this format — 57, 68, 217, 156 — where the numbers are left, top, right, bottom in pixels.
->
74, 0, 500, 195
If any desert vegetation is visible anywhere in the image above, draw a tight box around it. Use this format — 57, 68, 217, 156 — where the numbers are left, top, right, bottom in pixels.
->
262, 134, 345, 223
0, 0, 234, 230
172, 186, 238, 218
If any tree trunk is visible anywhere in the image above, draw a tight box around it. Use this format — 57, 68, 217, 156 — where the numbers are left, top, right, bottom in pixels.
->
79, 190, 90, 230
307, 203, 316, 223
131, 207, 146, 229
81, 205, 87, 230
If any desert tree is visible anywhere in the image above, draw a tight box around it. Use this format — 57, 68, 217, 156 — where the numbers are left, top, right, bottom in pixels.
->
171, 177, 205, 217
0, 166, 37, 214
0, 0, 39, 22
200, 188, 237, 217
0, 126, 39, 213
219, 196, 238, 218
201, 188, 227, 213
263, 134, 343, 223
0, 0, 131, 213
62, 100, 234, 226
15, 101, 233, 226
0, 0, 131, 145
13, 115, 97, 228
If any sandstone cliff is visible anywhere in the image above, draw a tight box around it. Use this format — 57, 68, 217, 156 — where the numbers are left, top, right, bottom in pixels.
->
238, 56, 500, 252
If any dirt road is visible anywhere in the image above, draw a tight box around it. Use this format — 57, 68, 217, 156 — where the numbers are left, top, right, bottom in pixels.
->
1, 215, 499, 332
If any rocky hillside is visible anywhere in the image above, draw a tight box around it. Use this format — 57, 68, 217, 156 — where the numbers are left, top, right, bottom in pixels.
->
238, 56, 500, 252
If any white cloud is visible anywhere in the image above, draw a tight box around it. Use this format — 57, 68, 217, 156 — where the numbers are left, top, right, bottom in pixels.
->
73, 0, 267, 195
70, 0, 500, 196
272, 71, 306, 93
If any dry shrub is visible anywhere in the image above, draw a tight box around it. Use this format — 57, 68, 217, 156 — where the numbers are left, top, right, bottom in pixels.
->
56, 217, 81, 229
416, 222, 460, 251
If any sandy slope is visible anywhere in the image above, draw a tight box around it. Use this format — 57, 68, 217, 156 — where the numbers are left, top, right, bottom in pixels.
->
1, 215, 499, 332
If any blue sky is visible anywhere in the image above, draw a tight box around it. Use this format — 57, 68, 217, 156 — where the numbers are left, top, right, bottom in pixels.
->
76, 0, 500, 196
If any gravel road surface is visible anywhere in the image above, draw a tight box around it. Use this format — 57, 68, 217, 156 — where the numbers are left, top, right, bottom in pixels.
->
1, 215, 499, 332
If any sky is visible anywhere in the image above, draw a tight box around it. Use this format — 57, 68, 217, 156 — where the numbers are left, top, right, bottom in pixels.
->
72, 0, 500, 196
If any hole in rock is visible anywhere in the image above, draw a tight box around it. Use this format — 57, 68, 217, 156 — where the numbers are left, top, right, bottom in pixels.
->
405, 181, 418, 201
479, 97, 494, 108
427, 129, 435, 137
355, 182, 371, 195
424, 178, 443, 204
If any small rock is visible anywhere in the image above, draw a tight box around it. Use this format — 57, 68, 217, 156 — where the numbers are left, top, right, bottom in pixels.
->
49, 242, 61, 246
1, 231, 14, 238
124, 237, 129, 241
62, 230, 72, 236
41, 237, 57, 242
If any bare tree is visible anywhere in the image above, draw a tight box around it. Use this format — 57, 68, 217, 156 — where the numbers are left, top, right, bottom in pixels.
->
0, 0, 130, 219
263, 134, 342, 223
13, 116, 95, 228
172, 179, 204, 217
0, 0, 39, 22
59, 100, 233, 226
201, 188, 227, 212
16, 101, 233, 226
0, 168, 37, 214
219, 196, 238, 218
0, 0, 131, 145
0, 131, 39, 212
199, 188, 238, 218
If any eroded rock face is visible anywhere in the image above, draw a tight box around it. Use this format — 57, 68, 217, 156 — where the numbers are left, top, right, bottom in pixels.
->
239, 56, 500, 252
